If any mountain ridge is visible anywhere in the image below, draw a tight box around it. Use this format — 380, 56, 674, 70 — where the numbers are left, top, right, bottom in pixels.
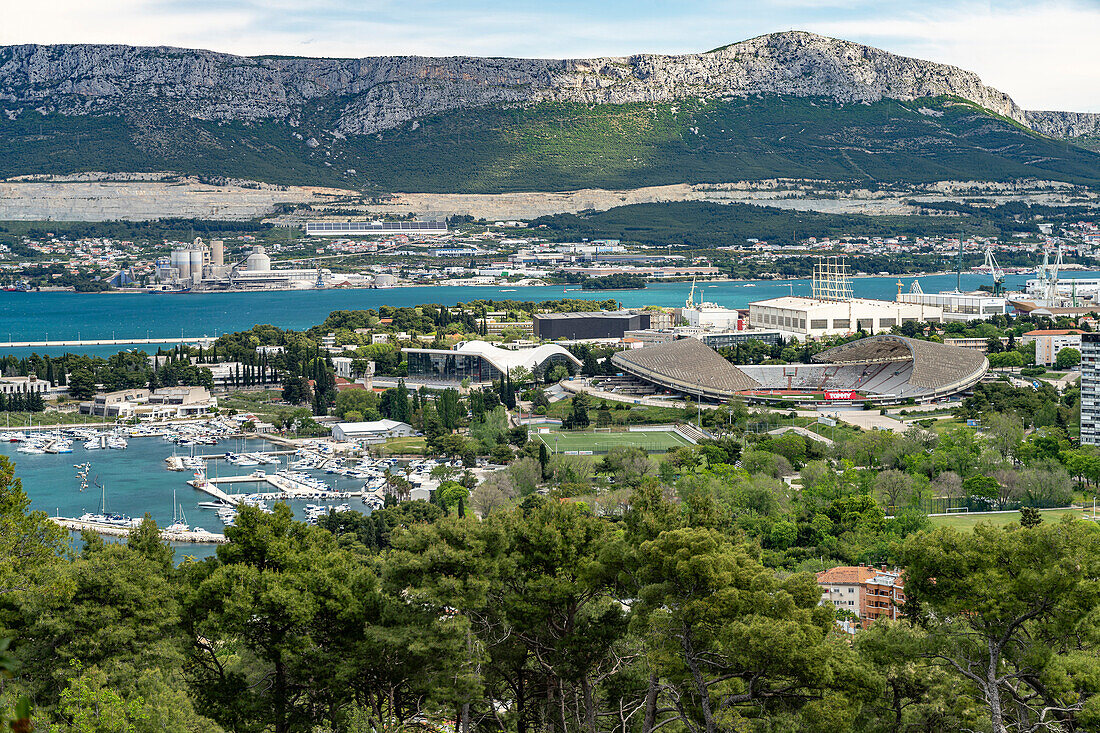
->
1, 31, 1097, 139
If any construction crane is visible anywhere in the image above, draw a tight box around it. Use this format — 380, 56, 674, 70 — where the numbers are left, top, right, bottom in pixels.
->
983, 246, 1006, 295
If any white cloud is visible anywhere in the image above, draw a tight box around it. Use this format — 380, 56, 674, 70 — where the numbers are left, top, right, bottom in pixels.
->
806, 2, 1100, 111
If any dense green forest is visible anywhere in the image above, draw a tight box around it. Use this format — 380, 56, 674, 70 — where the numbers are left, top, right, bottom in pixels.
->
531, 200, 1066, 248
6, 305, 1100, 730
3, 96, 1100, 191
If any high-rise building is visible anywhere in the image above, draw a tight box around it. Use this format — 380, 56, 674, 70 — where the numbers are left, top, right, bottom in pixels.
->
1081, 333, 1100, 445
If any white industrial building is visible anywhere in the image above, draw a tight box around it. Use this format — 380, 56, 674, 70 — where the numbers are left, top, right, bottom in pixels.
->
332, 419, 416, 444
305, 221, 448, 236
155, 239, 327, 290
896, 286, 1009, 322
748, 296, 943, 338
681, 281, 743, 330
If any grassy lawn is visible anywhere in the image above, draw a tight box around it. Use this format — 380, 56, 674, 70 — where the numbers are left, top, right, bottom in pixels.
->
537, 429, 691, 454
5, 410, 111, 427
929, 508, 1087, 530
375, 437, 427, 456
218, 390, 288, 420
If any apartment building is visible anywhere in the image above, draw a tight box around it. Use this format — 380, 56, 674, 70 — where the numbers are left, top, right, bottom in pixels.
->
1020, 329, 1083, 366
816, 565, 906, 629
1081, 333, 1100, 445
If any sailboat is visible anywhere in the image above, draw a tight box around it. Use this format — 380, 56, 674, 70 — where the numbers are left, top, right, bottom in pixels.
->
165, 490, 190, 533
78, 479, 138, 527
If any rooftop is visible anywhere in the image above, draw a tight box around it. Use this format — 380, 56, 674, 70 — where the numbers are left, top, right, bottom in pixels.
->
815, 566, 876, 585
611, 338, 760, 399
1022, 329, 1084, 336
404, 340, 582, 374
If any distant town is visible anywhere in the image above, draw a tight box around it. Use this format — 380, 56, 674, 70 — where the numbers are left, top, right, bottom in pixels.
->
0, 215, 1097, 293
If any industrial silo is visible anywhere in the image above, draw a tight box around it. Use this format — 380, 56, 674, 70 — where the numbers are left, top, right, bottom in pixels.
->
189, 248, 203, 281
172, 248, 190, 280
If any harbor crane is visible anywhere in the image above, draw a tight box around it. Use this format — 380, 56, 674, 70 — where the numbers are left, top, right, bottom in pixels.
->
983, 246, 1006, 295
1035, 245, 1063, 305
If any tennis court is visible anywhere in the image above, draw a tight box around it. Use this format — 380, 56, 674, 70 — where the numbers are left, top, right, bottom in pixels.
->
536, 429, 693, 454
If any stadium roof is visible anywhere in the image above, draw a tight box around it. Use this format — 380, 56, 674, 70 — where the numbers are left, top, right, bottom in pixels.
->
812, 335, 987, 392
611, 338, 760, 400
404, 340, 582, 374
611, 334, 986, 404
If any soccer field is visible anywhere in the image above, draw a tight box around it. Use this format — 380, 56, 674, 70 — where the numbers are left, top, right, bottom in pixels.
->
536, 429, 692, 454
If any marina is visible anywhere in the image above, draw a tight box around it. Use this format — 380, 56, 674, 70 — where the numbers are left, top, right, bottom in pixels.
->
4, 417, 454, 558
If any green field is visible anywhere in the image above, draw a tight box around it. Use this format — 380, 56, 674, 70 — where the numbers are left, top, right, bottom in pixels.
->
929, 508, 1086, 530
536, 429, 692, 454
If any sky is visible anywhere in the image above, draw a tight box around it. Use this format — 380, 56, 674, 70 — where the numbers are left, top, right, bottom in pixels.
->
3, 0, 1099, 111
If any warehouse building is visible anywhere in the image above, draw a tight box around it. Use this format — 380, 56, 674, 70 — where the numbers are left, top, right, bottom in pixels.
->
896, 288, 1010, 321
534, 311, 667, 340
332, 420, 416, 444
748, 296, 943, 339
305, 221, 448, 236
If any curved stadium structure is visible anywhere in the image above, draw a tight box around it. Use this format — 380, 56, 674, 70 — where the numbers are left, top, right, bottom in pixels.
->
610, 335, 988, 405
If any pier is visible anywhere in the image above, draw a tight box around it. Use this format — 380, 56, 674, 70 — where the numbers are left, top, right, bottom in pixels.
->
188, 474, 366, 504
0, 336, 212, 348
50, 516, 227, 544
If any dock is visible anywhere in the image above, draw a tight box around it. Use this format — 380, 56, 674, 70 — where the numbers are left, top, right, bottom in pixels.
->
50, 517, 227, 544
189, 474, 365, 503
195, 450, 298, 460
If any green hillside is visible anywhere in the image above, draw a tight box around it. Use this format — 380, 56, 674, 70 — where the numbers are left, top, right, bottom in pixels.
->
1, 96, 1098, 191
531, 200, 1045, 249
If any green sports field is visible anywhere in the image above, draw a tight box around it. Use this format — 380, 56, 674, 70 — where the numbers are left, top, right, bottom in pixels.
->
536, 429, 692, 454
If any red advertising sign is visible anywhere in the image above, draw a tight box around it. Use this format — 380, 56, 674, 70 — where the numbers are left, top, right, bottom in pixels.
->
824, 390, 858, 400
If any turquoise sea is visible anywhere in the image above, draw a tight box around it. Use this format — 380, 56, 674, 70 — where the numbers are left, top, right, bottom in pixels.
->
0, 270, 1081, 357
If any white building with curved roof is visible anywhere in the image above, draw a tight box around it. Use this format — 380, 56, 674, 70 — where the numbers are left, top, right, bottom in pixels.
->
404, 340, 582, 384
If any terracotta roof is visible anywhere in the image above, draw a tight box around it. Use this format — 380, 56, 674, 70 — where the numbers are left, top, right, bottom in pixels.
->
815, 566, 876, 585
1023, 329, 1083, 336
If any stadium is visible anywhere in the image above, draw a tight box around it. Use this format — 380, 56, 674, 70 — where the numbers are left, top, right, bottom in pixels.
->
607, 335, 988, 406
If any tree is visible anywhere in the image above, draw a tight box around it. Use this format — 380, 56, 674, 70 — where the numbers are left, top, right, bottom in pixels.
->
0, 455, 66, 598
183, 505, 376, 733
634, 528, 871, 733
468, 473, 516, 517
68, 368, 97, 400
984, 412, 1024, 460
901, 520, 1100, 733
876, 469, 916, 512
567, 392, 590, 430
1019, 506, 1042, 528
1055, 346, 1081, 370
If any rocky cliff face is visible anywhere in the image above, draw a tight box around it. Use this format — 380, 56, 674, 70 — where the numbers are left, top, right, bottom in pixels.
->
1026, 110, 1100, 139
1, 31, 1092, 139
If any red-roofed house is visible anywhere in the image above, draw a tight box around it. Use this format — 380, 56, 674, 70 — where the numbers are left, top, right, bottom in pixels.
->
1021, 329, 1083, 366
816, 565, 906, 629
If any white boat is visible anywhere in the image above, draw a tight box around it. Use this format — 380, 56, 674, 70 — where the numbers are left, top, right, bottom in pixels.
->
164, 491, 190, 533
